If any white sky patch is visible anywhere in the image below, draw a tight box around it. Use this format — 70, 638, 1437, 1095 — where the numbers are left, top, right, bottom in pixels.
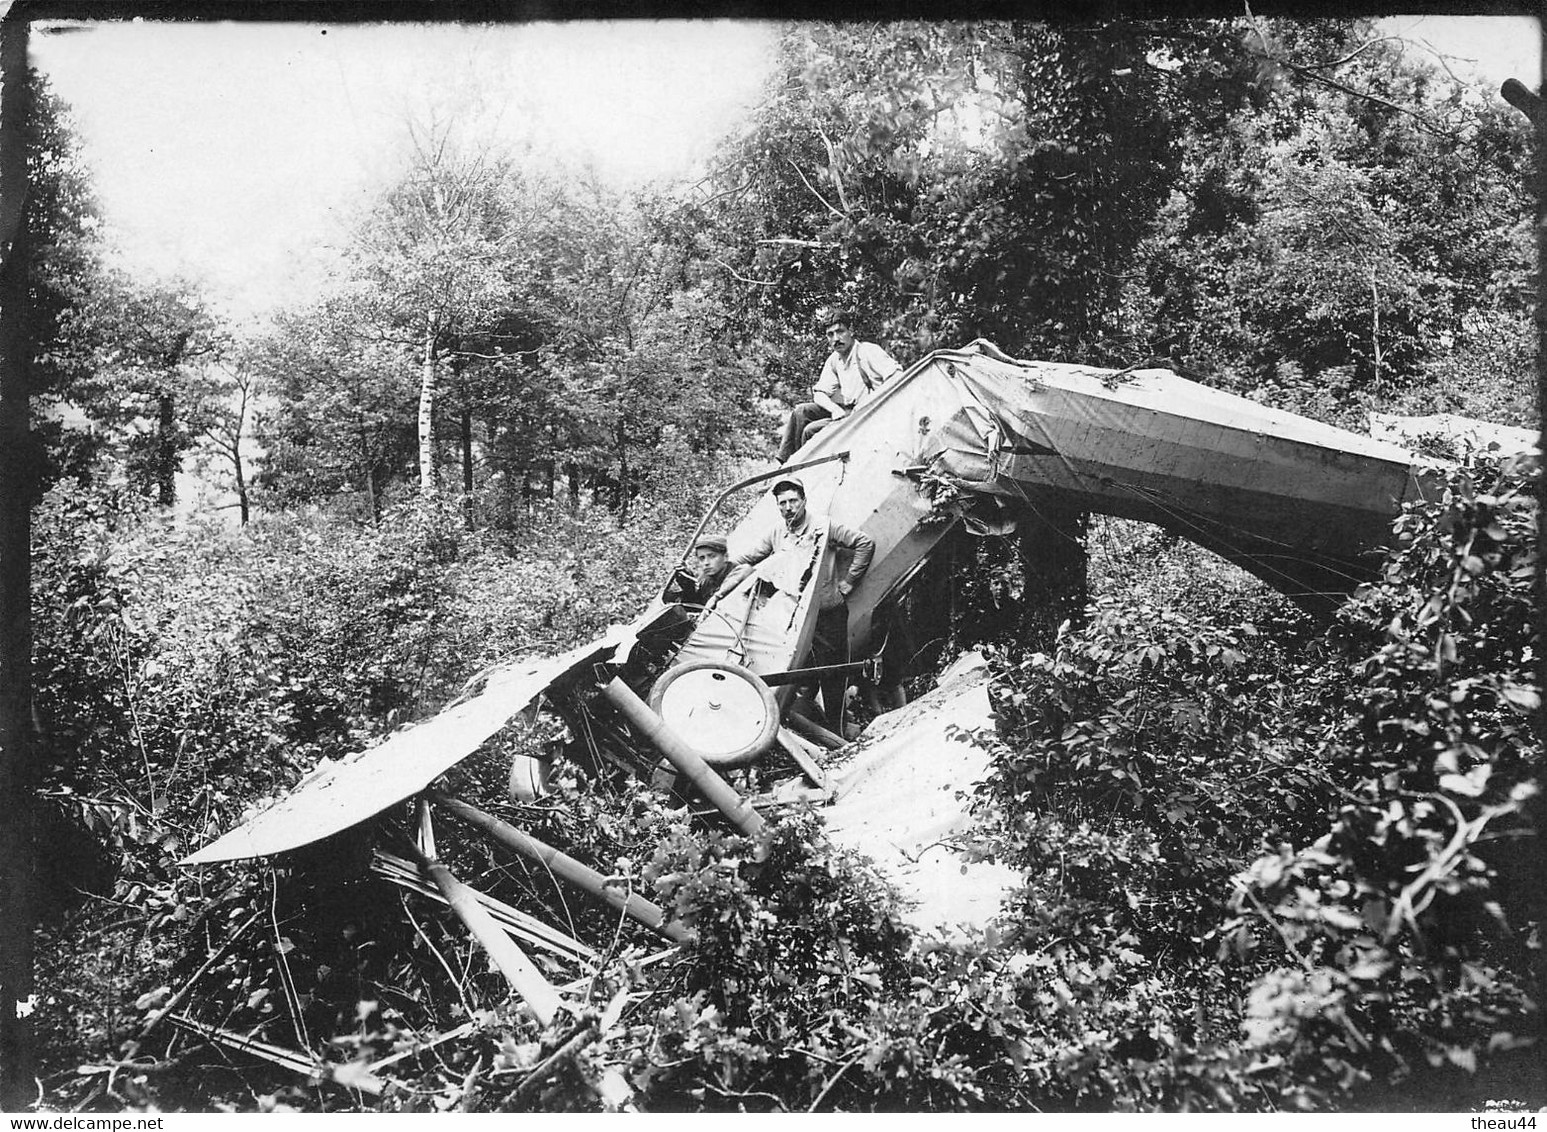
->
1378, 15, 1540, 86
29, 20, 781, 318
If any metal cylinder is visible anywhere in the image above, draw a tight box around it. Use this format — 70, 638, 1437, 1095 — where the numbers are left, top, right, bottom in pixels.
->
435, 794, 693, 944
601, 677, 766, 839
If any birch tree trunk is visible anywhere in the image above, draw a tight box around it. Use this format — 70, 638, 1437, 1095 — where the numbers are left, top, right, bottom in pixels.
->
460, 401, 473, 528
418, 314, 437, 495
1370, 265, 1382, 383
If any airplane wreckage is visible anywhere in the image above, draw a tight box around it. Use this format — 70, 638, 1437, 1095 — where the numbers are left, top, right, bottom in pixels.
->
173, 341, 1526, 1097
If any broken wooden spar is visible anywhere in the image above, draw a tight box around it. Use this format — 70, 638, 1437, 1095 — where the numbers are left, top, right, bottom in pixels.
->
433, 794, 694, 944
165, 1013, 386, 1096
371, 849, 598, 963
404, 840, 564, 1026
785, 708, 846, 751
774, 729, 830, 791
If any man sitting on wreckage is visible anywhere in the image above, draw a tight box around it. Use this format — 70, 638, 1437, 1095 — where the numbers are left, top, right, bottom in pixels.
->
714, 476, 875, 736
775, 308, 903, 463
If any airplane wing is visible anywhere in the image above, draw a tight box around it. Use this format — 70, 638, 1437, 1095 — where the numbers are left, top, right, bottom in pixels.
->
181, 615, 657, 865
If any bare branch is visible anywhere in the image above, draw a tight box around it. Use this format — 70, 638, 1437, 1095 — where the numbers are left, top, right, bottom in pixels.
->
695, 176, 757, 208
710, 258, 779, 287
758, 237, 839, 248
785, 156, 846, 219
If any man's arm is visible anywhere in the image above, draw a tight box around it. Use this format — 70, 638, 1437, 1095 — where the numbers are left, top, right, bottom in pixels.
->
728, 527, 774, 570
811, 355, 847, 418
812, 388, 847, 419
711, 563, 754, 601
827, 521, 876, 596
856, 341, 902, 386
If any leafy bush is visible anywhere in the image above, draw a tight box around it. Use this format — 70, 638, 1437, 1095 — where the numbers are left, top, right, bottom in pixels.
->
1230, 451, 1542, 1108
27, 450, 1541, 1113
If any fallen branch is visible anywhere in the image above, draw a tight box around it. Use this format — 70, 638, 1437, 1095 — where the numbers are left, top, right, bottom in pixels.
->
136, 907, 263, 1046
511, 1023, 599, 1103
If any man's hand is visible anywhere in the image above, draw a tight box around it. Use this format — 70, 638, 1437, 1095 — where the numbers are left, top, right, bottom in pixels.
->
837, 579, 854, 599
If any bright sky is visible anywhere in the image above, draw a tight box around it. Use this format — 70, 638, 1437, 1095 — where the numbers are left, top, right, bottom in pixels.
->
29, 20, 782, 319
1380, 14, 1540, 86
26, 16, 1542, 323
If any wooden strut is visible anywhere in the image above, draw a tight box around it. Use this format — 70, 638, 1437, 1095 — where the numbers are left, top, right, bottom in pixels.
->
371, 849, 598, 963
785, 706, 847, 751
775, 728, 830, 791
600, 677, 766, 839
432, 794, 695, 945
404, 811, 564, 1028
164, 1012, 386, 1097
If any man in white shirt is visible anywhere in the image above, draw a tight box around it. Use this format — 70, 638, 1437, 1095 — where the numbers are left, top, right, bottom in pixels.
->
714, 477, 876, 732
775, 311, 903, 462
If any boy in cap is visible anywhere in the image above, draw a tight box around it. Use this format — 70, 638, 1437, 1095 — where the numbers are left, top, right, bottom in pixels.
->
662, 533, 734, 608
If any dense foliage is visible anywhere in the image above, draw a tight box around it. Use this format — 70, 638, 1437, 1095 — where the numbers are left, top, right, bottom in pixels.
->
23, 447, 1539, 1113
13, 14, 1541, 1115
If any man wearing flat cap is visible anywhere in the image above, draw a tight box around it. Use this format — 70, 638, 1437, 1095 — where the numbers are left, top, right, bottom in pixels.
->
662, 533, 734, 608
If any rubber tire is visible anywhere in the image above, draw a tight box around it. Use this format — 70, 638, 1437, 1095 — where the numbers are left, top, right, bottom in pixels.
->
647, 661, 781, 768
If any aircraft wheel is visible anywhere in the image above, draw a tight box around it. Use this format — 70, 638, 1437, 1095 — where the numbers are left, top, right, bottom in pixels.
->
647, 661, 780, 767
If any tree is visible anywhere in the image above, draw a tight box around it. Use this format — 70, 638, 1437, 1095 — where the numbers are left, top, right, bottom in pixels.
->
21, 70, 104, 489
535, 181, 762, 523
348, 119, 534, 498
1140, 20, 1535, 423
73, 273, 225, 506
250, 295, 419, 522
185, 352, 259, 525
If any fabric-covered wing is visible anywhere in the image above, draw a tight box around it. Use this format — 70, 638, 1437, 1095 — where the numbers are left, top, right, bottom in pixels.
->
181, 616, 655, 864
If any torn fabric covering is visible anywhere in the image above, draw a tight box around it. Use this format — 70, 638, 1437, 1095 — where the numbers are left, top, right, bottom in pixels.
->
182, 614, 661, 864
821, 651, 1019, 936
688, 342, 1435, 665
779, 344, 1429, 609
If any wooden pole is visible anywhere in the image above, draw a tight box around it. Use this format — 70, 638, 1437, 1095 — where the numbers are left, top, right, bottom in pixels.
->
600, 678, 765, 838
786, 706, 847, 751
166, 1013, 386, 1097
776, 728, 830, 791
434, 794, 694, 945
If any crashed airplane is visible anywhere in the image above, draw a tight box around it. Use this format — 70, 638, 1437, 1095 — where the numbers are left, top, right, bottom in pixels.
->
180, 340, 1497, 1058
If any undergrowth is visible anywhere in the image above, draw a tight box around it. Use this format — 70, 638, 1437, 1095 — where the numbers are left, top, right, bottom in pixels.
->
24, 452, 1543, 1112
